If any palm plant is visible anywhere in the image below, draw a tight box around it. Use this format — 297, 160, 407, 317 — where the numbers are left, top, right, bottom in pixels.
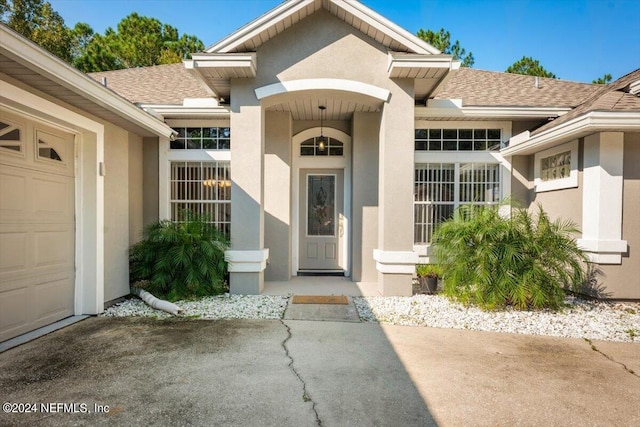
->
129, 211, 229, 301
432, 203, 587, 310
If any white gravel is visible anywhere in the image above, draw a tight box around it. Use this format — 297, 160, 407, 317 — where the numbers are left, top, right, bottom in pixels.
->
353, 295, 640, 343
102, 294, 289, 320
102, 293, 640, 343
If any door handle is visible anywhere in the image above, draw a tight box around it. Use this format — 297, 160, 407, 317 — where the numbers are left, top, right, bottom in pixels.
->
339, 216, 344, 237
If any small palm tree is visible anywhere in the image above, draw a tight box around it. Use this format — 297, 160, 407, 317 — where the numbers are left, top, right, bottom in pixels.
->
129, 211, 229, 301
432, 203, 587, 310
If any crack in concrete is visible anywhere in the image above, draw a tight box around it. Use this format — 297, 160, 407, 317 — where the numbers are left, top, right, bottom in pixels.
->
279, 319, 322, 426
584, 338, 639, 378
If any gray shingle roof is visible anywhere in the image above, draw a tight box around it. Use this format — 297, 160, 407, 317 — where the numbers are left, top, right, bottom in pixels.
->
89, 63, 210, 105
89, 62, 623, 118
531, 68, 640, 135
434, 67, 601, 108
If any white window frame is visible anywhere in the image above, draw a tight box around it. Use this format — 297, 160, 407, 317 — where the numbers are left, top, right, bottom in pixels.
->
534, 140, 579, 193
412, 121, 511, 261
169, 160, 231, 236
414, 162, 502, 245
160, 119, 231, 221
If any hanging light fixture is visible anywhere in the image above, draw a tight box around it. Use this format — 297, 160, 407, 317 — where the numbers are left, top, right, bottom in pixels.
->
318, 105, 326, 152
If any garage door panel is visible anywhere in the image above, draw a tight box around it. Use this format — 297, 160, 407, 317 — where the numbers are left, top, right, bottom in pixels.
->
0, 231, 28, 273
0, 286, 30, 326
0, 168, 28, 216
33, 176, 74, 219
34, 229, 73, 268
35, 277, 74, 319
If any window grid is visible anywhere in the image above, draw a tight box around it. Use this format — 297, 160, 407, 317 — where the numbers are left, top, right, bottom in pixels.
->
414, 163, 500, 244
415, 129, 502, 151
170, 161, 231, 236
300, 137, 344, 156
540, 151, 571, 181
170, 127, 230, 150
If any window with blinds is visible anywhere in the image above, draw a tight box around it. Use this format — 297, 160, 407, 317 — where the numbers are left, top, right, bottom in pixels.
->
170, 161, 231, 236
414, 163, 500, 244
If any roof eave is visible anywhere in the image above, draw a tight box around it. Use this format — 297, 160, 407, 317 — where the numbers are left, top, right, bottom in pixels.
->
141, 104, 231, 119
184, 53, 257, 99
338, 0, 438, 54
415, 105, 572, 120
206, 0, 315, 53
388, 53, 457, 77
0, 24, 174, 139
206, 0, 438, 55
501, 111, 640, 156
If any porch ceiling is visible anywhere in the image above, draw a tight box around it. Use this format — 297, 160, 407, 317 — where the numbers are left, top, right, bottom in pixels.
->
264, 91, 382, 120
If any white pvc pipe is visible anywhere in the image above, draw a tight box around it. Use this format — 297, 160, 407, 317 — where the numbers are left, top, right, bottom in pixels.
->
131, 288, 182, 315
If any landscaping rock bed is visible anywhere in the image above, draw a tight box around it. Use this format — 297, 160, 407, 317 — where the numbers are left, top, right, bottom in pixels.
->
102, 293, 640, 343
353, 295, 640, 343
102, 294, 289, 320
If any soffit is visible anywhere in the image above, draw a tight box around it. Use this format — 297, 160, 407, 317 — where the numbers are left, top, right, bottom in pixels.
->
207, 0, 437, 55
0, 46, 171, 138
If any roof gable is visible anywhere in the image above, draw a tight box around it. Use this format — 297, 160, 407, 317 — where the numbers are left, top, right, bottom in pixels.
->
206, 0, 439, 55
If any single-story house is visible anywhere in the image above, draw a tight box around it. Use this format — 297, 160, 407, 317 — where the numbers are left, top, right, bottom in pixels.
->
1, 0, 639, 341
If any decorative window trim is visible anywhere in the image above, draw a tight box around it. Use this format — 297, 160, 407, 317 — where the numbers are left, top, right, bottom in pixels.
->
0, 118, 25, 156
534, 140, 578, 192
35, 129, 67, 166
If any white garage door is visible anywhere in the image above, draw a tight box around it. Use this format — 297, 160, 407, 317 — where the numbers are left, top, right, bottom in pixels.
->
0, 112, 75, 342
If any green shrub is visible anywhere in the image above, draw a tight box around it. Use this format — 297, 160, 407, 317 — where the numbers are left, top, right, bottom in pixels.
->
129, 212, 229, 301
432, 203, 587, 310
416, 264, 442, 278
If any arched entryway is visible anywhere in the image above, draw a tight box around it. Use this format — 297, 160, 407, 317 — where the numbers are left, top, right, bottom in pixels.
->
292, 127, 352, 276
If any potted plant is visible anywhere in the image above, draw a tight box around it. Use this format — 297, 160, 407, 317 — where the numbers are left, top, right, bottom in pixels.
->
416, 264, 442, 295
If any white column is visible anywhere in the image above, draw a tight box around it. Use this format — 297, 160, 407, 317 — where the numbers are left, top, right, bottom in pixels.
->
577, 132, 627, 263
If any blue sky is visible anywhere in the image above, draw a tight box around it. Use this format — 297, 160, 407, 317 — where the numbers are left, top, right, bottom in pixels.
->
49, 0, 639, 83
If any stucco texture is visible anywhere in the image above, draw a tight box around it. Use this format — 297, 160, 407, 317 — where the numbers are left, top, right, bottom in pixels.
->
230, 9, 416, 291
598, 132, 640, 299
104, 125, 145, 303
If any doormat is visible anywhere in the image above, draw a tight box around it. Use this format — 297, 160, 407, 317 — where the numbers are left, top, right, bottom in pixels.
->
291, 295, 349, 305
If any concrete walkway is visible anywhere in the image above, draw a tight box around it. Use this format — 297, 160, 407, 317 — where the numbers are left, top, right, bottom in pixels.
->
1, 317, 638, 426
283, 296, 361, 322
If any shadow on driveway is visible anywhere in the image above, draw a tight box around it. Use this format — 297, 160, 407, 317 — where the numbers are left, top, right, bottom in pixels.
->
0, 317, 436, 426
2, 317, 639, 426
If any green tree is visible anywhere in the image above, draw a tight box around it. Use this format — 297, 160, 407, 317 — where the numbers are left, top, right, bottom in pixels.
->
75, 13, 204, 72
1, 0, 73, 61
592, 73, 612, 84
505, 56, 557, 78
416, 28, 475, 67
69, 22, 94, 62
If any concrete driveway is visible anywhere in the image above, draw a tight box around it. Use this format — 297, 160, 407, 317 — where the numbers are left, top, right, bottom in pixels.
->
1, 317, 638, 426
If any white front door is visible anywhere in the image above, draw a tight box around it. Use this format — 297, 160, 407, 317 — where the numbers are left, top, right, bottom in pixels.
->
299, 169, 344, 271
